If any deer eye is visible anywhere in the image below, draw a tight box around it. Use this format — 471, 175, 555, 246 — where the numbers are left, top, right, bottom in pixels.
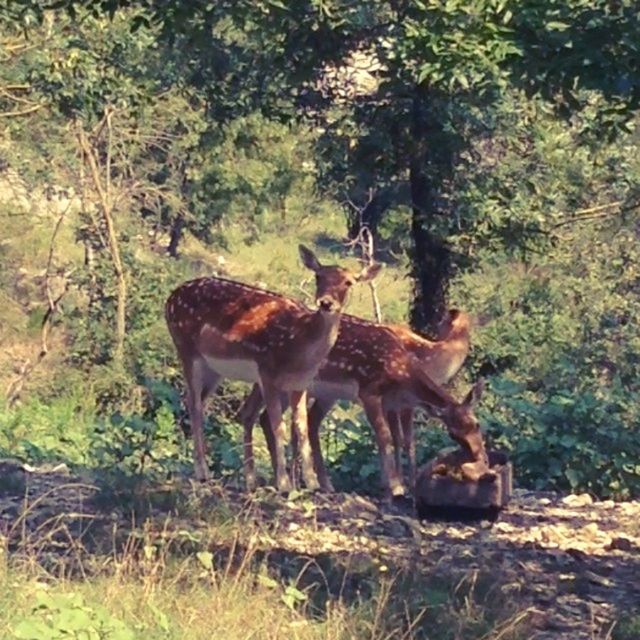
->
346, 279, 355, 287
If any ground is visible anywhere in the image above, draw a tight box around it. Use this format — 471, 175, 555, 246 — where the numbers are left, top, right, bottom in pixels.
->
1, 459, 639, 639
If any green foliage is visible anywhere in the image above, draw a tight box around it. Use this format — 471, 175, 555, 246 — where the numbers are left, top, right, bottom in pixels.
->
614, 611, 640, 640
512, 0, 640, 126
12, 591, 135, 640
27, 11, 158, 122
455, 220, 640, 499
321, 406, 380, 492
0, 395, 93, 465
190, 113, 320, 239
396, 0, 518, 92
446, 89, 640, 261
89, 403, 186, 478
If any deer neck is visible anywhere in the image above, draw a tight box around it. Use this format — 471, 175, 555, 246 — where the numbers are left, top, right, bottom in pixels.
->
294, 308, 342, 367
407, 356, 457, 413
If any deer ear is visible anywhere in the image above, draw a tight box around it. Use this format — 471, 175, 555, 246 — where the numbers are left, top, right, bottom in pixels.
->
463, 378, 485, 406
298, 245, 322, 272
356, 262, 383, 282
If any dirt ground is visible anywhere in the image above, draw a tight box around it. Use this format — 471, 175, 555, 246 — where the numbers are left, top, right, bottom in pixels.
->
1, 459, 639, 639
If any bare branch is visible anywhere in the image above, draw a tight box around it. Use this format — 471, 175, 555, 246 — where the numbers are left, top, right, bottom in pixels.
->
77, 117, 128, 365
42, 201, 73, 355
344, 216, 383, 322
0, 103, 44, 118
0, 86, 37, 106
551, 200, 639, 231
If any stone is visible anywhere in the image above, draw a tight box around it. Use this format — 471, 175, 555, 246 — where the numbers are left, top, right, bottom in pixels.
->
608, 536, 634, 552
561, 493, 593, 507
0, 459, 27, 497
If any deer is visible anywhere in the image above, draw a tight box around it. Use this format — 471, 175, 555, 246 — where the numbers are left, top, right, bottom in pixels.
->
239, 312, 491, 498
165, 245, 382, 492
384, 308, 488, 486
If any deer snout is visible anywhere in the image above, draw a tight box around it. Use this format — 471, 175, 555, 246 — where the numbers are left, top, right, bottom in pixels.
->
466, 429, 488, 463
317, 296, 338, 312
449, 426, 487, 463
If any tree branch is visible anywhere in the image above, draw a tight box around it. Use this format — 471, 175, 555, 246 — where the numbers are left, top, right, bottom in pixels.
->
77, 116, 128, 365
0, 104, 44, 118
551, 200, 639, 230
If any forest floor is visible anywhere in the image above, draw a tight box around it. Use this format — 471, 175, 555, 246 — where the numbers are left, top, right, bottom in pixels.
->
1, 459, 639, 639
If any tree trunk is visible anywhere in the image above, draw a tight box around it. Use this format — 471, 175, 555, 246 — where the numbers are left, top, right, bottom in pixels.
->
409, 86, 451, 334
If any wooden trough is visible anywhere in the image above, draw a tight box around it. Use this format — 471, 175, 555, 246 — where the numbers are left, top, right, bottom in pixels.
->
415, 449, 512, 521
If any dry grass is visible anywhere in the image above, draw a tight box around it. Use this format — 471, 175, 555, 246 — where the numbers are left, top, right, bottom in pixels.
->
0, 487, 534, 640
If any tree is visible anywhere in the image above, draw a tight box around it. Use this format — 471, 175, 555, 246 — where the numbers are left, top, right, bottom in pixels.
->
5, 0, 640, 331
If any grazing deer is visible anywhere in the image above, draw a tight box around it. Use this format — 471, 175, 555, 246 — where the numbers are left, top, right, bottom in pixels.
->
240, 313, 490, 497
165, 245, 382, 491
385, 309, 486, 486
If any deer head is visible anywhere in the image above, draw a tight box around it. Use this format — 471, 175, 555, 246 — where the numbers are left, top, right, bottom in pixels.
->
435, 379, 488, 465
436, 308, 492, 340
299, 244, 382, 314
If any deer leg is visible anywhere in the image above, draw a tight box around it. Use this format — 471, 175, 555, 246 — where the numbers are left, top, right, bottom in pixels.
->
387, 410, 403, 480
254, 393, 290, 482
238, 384, 264, 491
290, 389, 319, 491
362, 394, 405, 498
259, 409, 277, 475
261, 379, 291, 493
182, 358, 220, 482
290, 423, 300, 490
308, 399, 334, 492
400, 408, 416, 489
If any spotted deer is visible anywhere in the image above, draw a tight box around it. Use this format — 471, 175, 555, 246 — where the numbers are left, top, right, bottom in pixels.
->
239, 313, 490, 497
384, 309, 487, 486
165, 245, 382, 491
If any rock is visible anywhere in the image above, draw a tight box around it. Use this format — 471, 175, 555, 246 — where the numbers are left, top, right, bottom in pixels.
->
0, 459, 27, 497
561, 494, 593, 507
583, 570, 613, 587
385, 518, 410, 539
608, 536, 634, 552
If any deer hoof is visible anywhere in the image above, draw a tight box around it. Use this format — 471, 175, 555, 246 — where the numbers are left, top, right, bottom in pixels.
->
390, 483, 406, 498
319, 479, 335, 493
194, 463, 210, 482
245, 473, 257, 492
276, 475, 292, 494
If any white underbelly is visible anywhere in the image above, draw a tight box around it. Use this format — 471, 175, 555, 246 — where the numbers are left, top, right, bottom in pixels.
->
204, 356, 260, 383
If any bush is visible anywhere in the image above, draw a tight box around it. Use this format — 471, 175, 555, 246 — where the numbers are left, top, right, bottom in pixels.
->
453, 221, 640, 499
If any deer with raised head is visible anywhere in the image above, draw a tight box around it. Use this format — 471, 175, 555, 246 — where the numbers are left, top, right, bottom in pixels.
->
239, 312, 491, 498
165, 245, 382, 492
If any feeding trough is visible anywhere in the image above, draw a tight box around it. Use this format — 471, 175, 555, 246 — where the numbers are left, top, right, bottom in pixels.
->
415, 449, 512, 521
